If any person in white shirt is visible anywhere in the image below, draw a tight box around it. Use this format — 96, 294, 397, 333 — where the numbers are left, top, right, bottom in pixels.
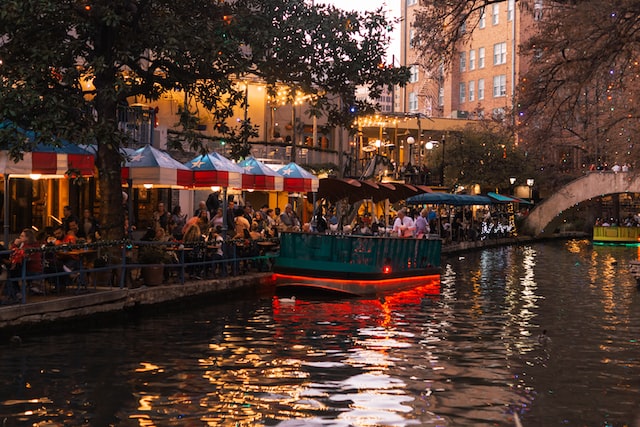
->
414, 208, 430, 238
392, 208, 415, 238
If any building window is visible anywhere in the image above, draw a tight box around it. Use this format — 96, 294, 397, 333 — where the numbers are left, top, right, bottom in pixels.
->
409, 92, 418, 111
409, 65, 419, 83
492, 3, 500, 25
507, 0, 515, 21
493, 42, 507, 65
534, 0, 543, 21
407, 0, 417, 6
493, 75, 507, 97
478, 79, 485, 100
479, 7, 486, 29
459, 52, 466, 72
459, 82, 466, 103
409, 28, 416, 48
469, 50, 475, 70
478, 47, 485, 69
469, 80, 475, 101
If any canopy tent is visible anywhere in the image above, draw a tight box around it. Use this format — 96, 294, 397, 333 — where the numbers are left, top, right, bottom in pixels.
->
406, 192, 493, 206
184, 152, 243, 189
0, 124, 96, 245
121, 144, 192, 188
277, 162, 319, 193
238, 156, 284, 191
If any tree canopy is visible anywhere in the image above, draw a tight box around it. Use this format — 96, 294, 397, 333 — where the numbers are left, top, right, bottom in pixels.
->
412, 0, 640, 190
0, 0, 408, 240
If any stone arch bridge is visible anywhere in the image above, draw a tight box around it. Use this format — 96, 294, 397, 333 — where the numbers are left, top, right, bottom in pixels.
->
522, 171, 640, 237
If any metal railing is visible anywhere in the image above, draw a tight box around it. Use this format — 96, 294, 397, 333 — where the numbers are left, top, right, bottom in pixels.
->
1, 238, 280, 305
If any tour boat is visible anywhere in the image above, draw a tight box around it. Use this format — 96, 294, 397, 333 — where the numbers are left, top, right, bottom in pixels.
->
593, 226, 640, 244
273, 231, 442, 296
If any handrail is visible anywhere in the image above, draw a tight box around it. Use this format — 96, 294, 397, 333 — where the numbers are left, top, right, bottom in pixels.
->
1, 237, 280, 305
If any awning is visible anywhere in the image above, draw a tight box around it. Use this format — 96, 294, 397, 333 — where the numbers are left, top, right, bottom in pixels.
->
122, 144, 192, 188
406, 192, 493, 206
238, 156, 284, 191
184, 152, 244, 189
487, 192, 533, 205
277, 162, 319, 192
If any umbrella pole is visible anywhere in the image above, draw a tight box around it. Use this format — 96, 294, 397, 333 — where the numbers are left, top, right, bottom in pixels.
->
3, 174, 9, 246
221, 187, 228, 240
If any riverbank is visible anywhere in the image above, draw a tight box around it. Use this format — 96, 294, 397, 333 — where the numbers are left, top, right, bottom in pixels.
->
0, 232, 587, 334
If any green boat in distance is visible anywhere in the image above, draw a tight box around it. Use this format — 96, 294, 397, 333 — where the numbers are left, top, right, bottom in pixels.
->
273, 231, 442, 297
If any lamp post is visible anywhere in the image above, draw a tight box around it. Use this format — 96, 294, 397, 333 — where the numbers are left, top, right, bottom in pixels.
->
509, 177, 516, 195
526, 178, 535, 200
406, 136, 415, 166
440, 134, 446, 186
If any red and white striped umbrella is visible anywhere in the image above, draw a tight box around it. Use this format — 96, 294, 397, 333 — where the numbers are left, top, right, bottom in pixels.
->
277, 162, 319, 192
184, 152, 243, 189
121, 144, 192, 188
238, 156, 284, 191
0, 141, 95, 178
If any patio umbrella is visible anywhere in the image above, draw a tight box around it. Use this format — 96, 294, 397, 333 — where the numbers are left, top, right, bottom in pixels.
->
277, 162, 319, 193
121, 144, 192, 188
184, 152, 243, 189
238, 156, 283, 191
0, 133, 96, 245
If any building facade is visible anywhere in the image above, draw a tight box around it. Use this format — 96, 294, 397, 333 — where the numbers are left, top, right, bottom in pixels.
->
399, 0, 541, 122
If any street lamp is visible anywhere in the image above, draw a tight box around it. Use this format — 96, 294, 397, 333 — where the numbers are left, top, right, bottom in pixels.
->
509, 177, 516, 195
526, 178, 535, 200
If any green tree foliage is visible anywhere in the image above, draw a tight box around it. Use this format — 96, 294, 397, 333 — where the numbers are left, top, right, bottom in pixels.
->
431, 127, 532, 193
0, 0, 408, 240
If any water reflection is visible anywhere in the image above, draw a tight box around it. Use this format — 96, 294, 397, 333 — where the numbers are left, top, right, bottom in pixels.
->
2, 240, 640, 426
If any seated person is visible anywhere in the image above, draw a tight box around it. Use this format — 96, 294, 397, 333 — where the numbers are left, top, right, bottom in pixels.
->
233, 211, 251, 240
5, 228, 43, 301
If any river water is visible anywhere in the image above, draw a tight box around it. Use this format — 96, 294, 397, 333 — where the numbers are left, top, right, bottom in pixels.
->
2, 239, 640, 426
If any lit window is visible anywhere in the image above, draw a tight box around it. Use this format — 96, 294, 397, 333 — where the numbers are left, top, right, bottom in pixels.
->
493, 42, 507, 65
493, 75, 507, 97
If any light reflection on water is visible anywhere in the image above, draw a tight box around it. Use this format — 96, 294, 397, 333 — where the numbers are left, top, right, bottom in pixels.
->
2, 240, 640, 426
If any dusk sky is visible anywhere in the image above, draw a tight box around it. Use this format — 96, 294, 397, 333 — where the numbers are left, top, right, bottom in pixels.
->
318, 0, 401, 62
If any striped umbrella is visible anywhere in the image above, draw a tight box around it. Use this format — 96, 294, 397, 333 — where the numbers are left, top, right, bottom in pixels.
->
277, 162, 319, 192
121, 144, 192, 188
238, 156, 284, 191
184, 152, 243, 189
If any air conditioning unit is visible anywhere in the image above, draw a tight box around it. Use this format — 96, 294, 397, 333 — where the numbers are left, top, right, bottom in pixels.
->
455, 110, 469, 118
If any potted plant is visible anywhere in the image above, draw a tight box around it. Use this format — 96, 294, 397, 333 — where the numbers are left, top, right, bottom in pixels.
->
137, 243, 167, 286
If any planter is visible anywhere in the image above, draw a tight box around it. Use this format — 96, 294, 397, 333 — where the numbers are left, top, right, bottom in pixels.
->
141, 265, 164, 286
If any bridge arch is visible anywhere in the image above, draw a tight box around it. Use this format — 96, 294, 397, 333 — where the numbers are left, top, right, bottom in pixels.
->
522, 171, 640, 237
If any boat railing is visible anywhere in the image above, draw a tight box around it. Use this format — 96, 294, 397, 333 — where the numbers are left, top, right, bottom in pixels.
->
278, 231, 441, 271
